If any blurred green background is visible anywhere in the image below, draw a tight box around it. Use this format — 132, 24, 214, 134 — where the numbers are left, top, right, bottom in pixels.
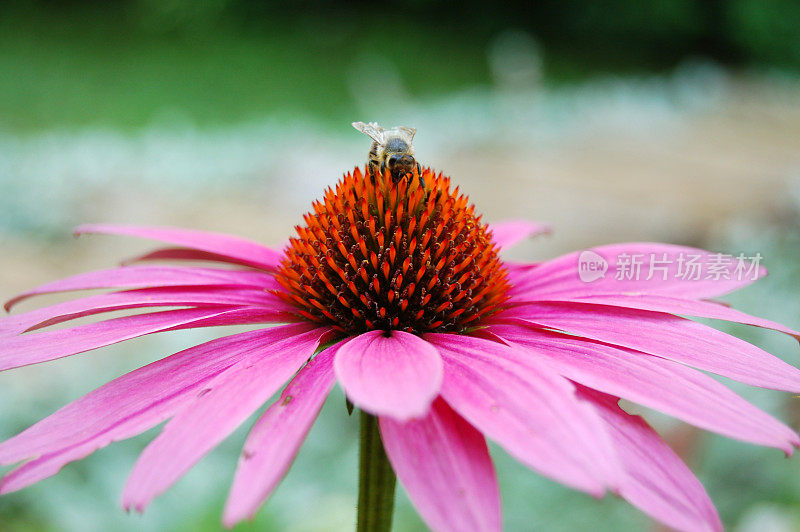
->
1, 1, 800, 530
2, 0, 800, 132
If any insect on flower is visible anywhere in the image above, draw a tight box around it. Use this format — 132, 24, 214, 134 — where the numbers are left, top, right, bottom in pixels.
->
1, 123, 800, 532
352, 121, 423, 187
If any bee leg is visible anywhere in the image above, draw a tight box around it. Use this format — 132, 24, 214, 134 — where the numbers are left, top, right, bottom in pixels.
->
369, 161, 382, 184
416, 163, 425, 189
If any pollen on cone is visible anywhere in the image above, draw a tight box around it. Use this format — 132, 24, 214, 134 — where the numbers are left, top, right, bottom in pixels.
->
275, 166, 509, 334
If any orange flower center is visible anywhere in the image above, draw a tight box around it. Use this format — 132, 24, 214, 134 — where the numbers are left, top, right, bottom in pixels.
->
274, 166, 509, 335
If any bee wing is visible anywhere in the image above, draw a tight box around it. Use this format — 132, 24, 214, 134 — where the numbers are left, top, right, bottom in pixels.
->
396, 126, 417, 141
352, 121, 386, 143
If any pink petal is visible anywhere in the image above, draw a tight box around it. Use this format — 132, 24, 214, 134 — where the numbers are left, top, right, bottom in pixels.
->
489, 322, 800, 453
487, 220, 550, 251
530, 293, 800, 340
334, 330, 442, 421
579, 388, 722, 532
5, 266, 276, 311
503, 261, 541, 275
510, 243, 766, 300
493, 301, 800, 392
122, 326, 330, 512
0, 323, 319, 494
0, 307, 286, 371
122, 247, 265, 267
75, 224, 282, 272
223, 342, 340, 526
427, 333, 620, 496
1, 286, 294, 338
379, 397, 502, 532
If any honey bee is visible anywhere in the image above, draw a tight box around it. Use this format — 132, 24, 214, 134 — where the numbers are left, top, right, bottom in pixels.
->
352, 121, 424, 187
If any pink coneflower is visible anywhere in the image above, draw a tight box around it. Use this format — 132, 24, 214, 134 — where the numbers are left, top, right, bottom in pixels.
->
2, 166, 799, 532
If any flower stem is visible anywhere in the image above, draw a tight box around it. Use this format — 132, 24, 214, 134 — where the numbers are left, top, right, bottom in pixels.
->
357, 411, 396, 532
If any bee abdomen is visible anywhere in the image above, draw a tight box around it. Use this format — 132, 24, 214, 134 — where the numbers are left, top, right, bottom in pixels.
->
367, 141, 382, 179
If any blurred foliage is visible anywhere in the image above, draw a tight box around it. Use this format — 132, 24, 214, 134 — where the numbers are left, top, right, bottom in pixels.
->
726, 0, 800, 68
0, 7, 490, 131
61, 0, 800, 71
0, 0, 798, 131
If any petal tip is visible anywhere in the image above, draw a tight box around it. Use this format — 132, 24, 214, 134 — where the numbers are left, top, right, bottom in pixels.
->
222, 498, 260, 529
334, 330, 442, 421
371, 402, 434, 423
121, 485, 152, 515
73, 224, 91, 237
587, 483, 608, 499
221, 511, 243, 530
121, 500, 144, 514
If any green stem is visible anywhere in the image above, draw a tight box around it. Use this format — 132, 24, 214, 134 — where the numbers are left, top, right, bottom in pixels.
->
357, 411, 396, 532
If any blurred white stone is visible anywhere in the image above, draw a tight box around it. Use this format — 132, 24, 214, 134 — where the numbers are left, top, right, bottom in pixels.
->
487, 29, 543, 91
736, 503, 799, 532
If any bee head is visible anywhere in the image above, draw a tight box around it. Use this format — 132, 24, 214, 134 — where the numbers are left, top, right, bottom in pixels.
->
385, 136, 410, 154
383, 137, 416, 179
387, 153, 415, 168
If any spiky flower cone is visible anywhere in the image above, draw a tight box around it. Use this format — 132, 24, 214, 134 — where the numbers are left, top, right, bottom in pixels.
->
275, 166, 509, 335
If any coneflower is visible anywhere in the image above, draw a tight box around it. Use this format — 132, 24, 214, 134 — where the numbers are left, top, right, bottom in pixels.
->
2, 164, 799, 532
